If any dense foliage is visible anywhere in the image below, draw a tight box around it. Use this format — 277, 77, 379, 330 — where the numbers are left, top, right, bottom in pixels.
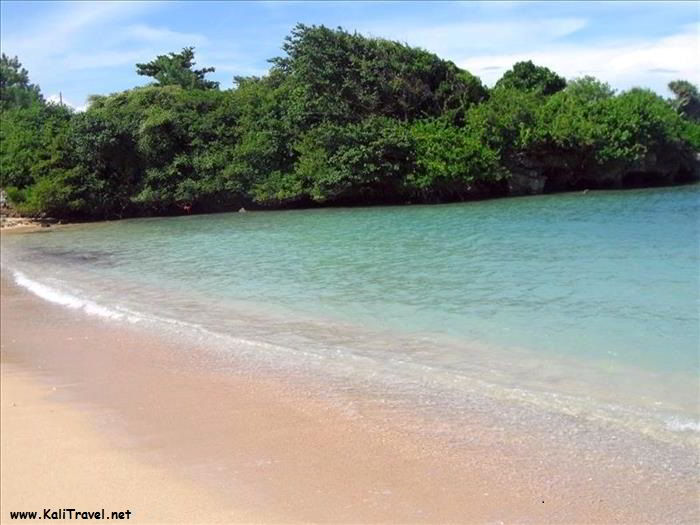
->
136, 47, 219, 90
1, 25, 698, 219
494, 60, 567, 96
0, 53, 43, 110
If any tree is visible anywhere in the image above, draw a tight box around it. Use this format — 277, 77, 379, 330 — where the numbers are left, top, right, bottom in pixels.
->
466, 87, 540, 161
2, 30, 699, 220
495, 60, 566, 96
292, 116, 416, 204
565, 76, 615, 104
254, 116, 416, 205
269, 24, 487, 125
407, 118, 503, 200
668, 80, 700, 121
0, 53, 43, 110
594, 87, 694, 181
0, 101, 72, 190
136, 47, 219, 90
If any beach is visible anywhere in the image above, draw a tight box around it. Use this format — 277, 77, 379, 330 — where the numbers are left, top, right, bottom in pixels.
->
2, 0, 699, 521
1, 365, 247, 524
1, 267, 699, 523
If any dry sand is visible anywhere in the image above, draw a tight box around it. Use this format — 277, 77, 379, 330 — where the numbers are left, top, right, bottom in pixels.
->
1, 366, 258, 524
1, 276, 698, 523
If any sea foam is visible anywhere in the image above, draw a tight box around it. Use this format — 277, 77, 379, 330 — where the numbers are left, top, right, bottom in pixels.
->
665, 417, 700, 433
13, 270, 141, 323
11, 269, 304, 359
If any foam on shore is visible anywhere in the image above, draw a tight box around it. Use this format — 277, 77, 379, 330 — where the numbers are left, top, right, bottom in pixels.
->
9, 267, 700, 453
13, 270, 138, 322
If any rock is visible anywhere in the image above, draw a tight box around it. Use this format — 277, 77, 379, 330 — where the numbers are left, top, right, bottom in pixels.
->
508, 171, 547, 195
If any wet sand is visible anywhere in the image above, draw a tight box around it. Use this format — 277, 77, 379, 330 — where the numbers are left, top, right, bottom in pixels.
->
1, 276, 698, 523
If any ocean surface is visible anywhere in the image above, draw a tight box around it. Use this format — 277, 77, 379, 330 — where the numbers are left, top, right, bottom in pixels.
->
2, 184, 699, 448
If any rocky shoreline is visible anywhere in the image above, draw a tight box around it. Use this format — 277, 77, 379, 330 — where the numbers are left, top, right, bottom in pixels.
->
0, 217, 39, 230
0, 215, 61, 230
0, 191, 60, 230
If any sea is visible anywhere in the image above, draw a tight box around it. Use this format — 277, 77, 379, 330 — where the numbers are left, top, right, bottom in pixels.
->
2, 184, 699, 453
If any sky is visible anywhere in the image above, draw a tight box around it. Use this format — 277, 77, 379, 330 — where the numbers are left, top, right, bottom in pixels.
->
1, 1, 698, 111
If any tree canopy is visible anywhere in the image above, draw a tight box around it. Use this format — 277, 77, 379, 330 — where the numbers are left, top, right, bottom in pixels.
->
1, 25, 698, 220
0, 53, 43, 110
495, 60, 567, 96
668, 80, 700, 121
136, 47, 219, 90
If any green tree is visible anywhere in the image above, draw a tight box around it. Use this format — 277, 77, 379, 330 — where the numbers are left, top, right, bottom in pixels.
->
564, 76, 615, 104
495, 60, 566, 96
0, 103, 72, 190
466, 87, 540, 163
593, 88, 696, 185
407, 118, 503, 200
0, 53, 43, 110
136, 47, 219, 90
2, 31, 698, 220
270, 24, 487, 125
262, 116, 416, 205
228, 73, 302, 203
668, 80, 700, 121
79, 85, 239, 216
527, 84, 609, 188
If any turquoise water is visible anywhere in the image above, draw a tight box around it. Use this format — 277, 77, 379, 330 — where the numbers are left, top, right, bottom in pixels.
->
2, 185, 699, 442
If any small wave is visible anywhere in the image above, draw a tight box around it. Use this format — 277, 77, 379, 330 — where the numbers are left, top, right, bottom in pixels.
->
11, 270, 303, 358
12, 270, 141, 323
665, 416, 700, 433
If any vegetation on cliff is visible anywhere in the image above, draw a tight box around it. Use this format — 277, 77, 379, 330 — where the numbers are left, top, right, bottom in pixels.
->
1, 25, 698, 219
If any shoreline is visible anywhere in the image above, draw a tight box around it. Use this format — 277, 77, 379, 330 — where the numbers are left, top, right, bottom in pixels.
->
1, 181, 698, 232
0, 215, 75, 234
0, 217, 46, 232
2, 276, 699, 523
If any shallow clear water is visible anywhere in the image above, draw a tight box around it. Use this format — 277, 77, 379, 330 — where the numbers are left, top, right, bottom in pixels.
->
3, 185, 699, 444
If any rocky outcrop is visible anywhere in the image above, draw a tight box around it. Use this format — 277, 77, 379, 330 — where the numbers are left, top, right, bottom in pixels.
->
507, 170, 547, 195
505, 148, 699, 196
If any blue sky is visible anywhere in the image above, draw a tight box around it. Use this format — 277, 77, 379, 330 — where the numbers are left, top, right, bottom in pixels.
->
1, 1, 698, 110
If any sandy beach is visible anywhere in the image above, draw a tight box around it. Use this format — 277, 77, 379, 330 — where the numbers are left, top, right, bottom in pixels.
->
1, 366, 250, 524
1, 273, 698, 524
2, 0, 699, 521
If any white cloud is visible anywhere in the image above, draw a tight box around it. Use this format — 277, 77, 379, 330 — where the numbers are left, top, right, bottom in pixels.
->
350, 16, 698, 96
57, 25, 210, 72
2, 2, 154, 60
461, 23, 700, 95
59, 50, 148, 71
1, 1, 159, 97
117, 24, 209, 47
355, 17, 588, 56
